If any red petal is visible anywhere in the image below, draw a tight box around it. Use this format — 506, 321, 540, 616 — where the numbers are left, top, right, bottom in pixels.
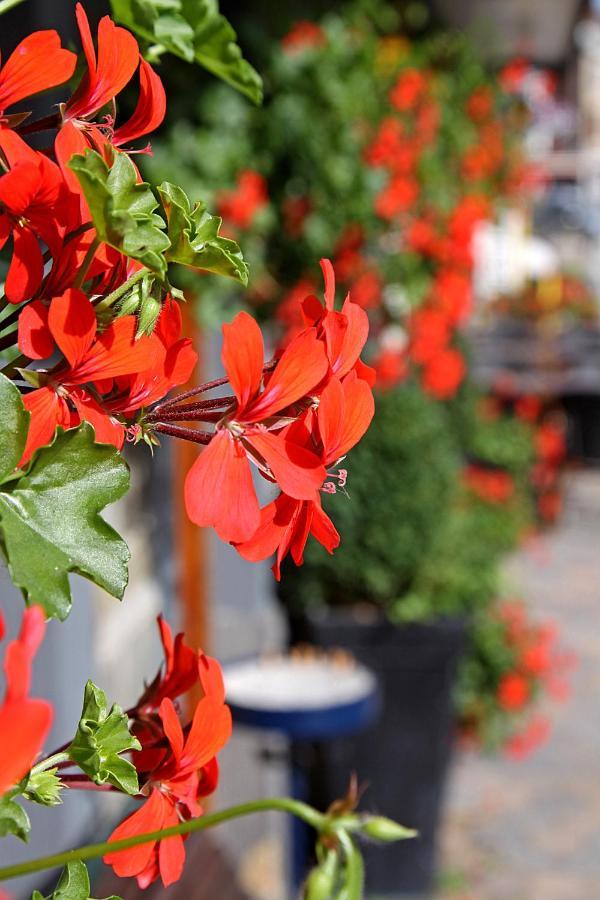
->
17, 300, 53, 359
320, 258, 336, 310
159, 698, 185, 760
334, 371, 374, 461
317, 377, 344, 459
184, 430, 260, 543
198, 655, 226, 704
0, 699, 53, 796
5, 227, 43, 304
20, 387, 70, 467
104, 789, 166, 877
221, 310, 264, 410
354, 357, 377, 387
70, 390, 125, 449
4, 606, 46, 702
48, 289, 97, 368
158, 808, 186, 887
0, 31, 76, 112
67, 5, 139, 120
310, 502, 341, 553
155, 296, 182, 346
69, 317, 162, 383
54, 121, 90, 193
246, 429, 326, 500
113, 57, 166, 147
183, 696, 232, 770
326, 298, 369, 378
245, 328, 328, 420
0, 161, 41, 215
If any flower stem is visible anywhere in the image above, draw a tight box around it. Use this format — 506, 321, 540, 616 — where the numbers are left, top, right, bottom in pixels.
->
95, 269, 147, 313
152, 423, 213, 444
30, 752, 70, 776
0, 798, 325, 882
73, 237, 100, 290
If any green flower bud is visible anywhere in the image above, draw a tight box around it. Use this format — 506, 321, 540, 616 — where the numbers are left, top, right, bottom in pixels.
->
303, 849, 338, 899
361, 816, 418, 843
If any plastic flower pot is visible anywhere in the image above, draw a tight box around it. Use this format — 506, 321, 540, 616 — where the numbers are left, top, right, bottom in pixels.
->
288, 607, 466, 897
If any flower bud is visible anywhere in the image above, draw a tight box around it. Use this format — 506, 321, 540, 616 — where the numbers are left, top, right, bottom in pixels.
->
303, 849, 338, 899
361, 815, 418, 843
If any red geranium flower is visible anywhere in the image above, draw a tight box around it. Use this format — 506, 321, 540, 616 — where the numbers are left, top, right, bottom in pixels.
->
374, 175, 418, 220
236, 371, 374, 577
217, 170, 268, 230
0, 606, 52, 796
281, 21, 326, 54
389, 68, 427, 112
422, 348, 465, 399
18, 290, 163, 464
184, 311, 328, 543
0, 149, 69, 304
463, 465, 515, 504
497, 672, 530, 711
56, 4, 165, 172
105, 647, 231, 888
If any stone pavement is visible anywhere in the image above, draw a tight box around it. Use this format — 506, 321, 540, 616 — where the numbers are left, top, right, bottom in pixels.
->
439, 469, 600, 899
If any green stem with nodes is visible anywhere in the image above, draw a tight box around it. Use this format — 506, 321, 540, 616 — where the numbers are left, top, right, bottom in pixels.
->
95, 269, 148, 313
73, 237, 100, 290
0, 798, 325, 882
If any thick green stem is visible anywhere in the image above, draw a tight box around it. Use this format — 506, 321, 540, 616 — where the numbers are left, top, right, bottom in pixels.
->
95, 269, 147, 313
0, 798, 325, 882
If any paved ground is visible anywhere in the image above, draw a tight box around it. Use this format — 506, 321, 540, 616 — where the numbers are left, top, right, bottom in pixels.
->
439, 468, 600, 899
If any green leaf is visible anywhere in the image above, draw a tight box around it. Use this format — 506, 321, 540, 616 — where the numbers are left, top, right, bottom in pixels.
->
32, 861, 121, 900
68, 680, 141, 795
0, 795, 30, 842
158, 182, 248, 284
0, 373, 29, 484
0, 424, 130, 620
22, 768, 63, 807
69, 150, 170, 278
109, 0, 263, 104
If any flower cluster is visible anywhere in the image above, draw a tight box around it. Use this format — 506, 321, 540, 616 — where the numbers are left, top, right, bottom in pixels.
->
105, 617, 231, 888
484, 388, 567, 526
149, 260, 375, 577
0, 4, 193, 463
0, 5, 374, 573
456, 599, 575, 759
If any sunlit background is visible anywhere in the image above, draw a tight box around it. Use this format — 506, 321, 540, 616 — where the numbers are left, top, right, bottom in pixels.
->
1, 0, 599, 897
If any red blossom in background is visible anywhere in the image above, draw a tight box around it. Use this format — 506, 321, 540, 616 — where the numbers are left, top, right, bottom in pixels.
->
389, 68, 428, 112
0, 607, 52, 796
217, 170, 268, 230
281, 21, 326, 54
463, 465, 515, 504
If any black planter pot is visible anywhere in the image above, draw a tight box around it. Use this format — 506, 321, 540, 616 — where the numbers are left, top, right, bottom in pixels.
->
288, 608, 466, 897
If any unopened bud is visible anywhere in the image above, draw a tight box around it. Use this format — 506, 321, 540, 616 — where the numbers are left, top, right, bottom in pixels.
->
136, 294, 162, 338
361, 816, 418, 843
303, 849, 338, 899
